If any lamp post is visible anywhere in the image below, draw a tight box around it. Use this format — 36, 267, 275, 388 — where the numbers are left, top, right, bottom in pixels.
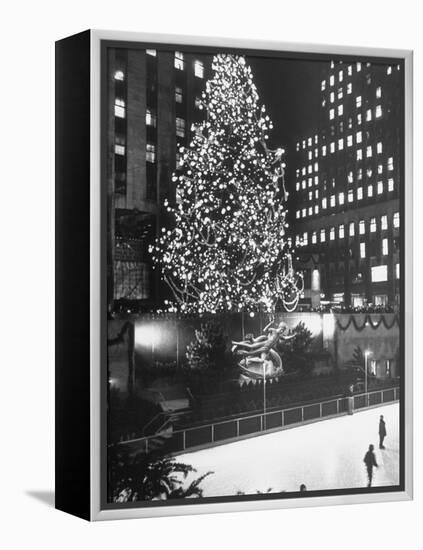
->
364, 350, 372, 394
263, 362, 267, 431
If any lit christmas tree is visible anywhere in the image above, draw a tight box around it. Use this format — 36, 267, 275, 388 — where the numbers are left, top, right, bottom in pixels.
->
150, 53, 302, 314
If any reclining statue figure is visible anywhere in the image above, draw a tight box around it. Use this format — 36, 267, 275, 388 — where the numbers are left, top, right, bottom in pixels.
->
232, 320, 295, 380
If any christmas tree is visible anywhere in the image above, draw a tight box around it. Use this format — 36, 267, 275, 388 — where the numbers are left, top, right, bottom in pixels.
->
150, 53, 300, 314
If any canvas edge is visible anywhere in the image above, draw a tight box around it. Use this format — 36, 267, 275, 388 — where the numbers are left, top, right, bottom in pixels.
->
89, 29, 413, 521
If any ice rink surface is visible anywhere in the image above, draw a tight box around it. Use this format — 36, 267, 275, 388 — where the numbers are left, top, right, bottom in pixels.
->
176, 403, 400, 496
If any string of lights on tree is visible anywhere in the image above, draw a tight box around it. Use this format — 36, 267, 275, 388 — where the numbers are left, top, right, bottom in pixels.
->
149, 53, 304, 315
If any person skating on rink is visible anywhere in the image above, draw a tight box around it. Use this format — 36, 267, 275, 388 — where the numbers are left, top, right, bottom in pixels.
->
363, 444, 378, 487
379, 415, 387, 449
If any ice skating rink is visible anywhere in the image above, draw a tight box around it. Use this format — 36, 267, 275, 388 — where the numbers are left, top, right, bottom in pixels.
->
176, 403, 400, 496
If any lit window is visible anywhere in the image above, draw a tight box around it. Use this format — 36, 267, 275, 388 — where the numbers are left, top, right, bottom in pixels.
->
312, 231, 317, 244
146, 49, 157, 56
308, 177, 313, 187
338, 87, 343, 100
296, 210, 300, 219
356, 131, 362, 144
320, 229, 326, 242
377, 142, 383, 154
387, 66, 392, 75
339, 192, 345, 205
330, 109, 335, 120
360, 242, 366, 258
366, 109, 372, 121
308, 151, 312, 160
357, 187, 363, 200
372, 265, 388, 282
296, 182, 300, 191
330, 142, 335, 153
367, 167, 373, 178
302, 180, 306, 190
114, 70, 124, 81
315, 135, 319, 144
314, 162, 318, 172
322, 145, 327, 156
330, 227, 335, 240
315, 189, 319, 198
174, 51, 185, 70
357, 149, 363, 161
176, 117, 185, 137
368, 185, 373, 197
339, 224, 345, 239
396, 263, 400, 279
330, 75, 335, 86
376, 105, 382, 118
302, 208, 306, 217
146, 143, 156, 163
359, 220, 365, 234
194, 60, 204, 78
393, 212, 400, 228
330, 195, 335, 207
296, 142, 300, 151
381, 215, 388, 230
357, 62, 362, 72
382, 238, 389, 255
357, 168, 363, 180
321, 80, 326, 90
114, 98, 125, 118
308, 137, 312, 146
302, 167, 306, 176
349, 222, 355, 236
338, 70, 343, 82
378, 164, 383, 174
314, 147, 318, 158
370, 218, 376, 232
308, 165, 313, 174
322, 197, 327, 209
366, 146, 372, 158
348, 171, 353, 183
376, 87, 381, 98
303, 232, 308, 245
357, 113, 362, 125
338, 104, 343, 116
388, 157, 394, 170
308, 207, 313, 216
348, 65, 352, 76
356, 96, 362, 108
146, 108, 156, 127
348, 189, 354, 203
347, 135, 353, 147
114, 144, 125, 155
377, 181, 384, 195
302, 140, 306, 149
314, 205, 319, 214
347, 83, 352, 94
175, 86, 183, 103
388, 178, 394, 191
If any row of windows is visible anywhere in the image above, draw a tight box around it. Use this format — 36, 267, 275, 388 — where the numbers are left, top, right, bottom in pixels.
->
329, 103, 382, 122
114, 53, 204, 77
321, 62, 399, 91
297, 158, 391, 185
298, 135, 388, 164
295, 179, 395, 214
296, 213, 399, 246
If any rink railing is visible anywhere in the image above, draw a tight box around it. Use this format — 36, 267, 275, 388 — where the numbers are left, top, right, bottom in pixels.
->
116, 386, 400, 455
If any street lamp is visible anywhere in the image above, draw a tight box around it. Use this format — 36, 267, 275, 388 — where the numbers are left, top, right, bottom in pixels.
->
364, 350, 372, 394
263, 362, 267, 431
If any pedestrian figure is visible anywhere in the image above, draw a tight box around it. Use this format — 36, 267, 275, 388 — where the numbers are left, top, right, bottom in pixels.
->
363, 444, 378, 487
299, 483, 307, 492
379, 415, 387, 449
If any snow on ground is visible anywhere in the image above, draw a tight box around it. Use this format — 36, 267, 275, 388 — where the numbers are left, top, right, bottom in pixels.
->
176, 403, 399, 496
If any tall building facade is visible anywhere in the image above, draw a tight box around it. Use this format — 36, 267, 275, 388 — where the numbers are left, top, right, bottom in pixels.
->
290, 60, 402, 310
106, 48, 211, 312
